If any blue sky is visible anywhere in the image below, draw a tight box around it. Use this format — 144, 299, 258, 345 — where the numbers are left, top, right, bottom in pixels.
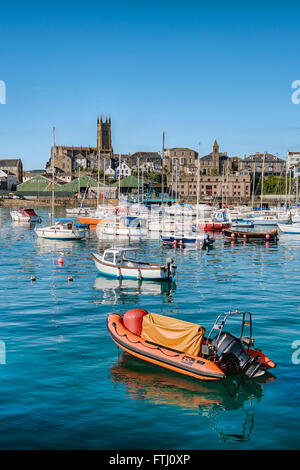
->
0, 0, 300, 169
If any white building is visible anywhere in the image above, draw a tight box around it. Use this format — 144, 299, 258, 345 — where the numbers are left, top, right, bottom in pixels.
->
115, 161, 132, 178
287, 151, 300, 170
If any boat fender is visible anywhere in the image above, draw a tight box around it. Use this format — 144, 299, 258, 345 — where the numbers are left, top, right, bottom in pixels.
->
123, 308, 149, 336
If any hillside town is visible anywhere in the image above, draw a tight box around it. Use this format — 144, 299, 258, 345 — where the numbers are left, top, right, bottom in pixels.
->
1, 114, 300, 204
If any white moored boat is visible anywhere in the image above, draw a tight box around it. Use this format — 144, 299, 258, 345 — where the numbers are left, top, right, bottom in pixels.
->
35, 221, 88, 240
10, 208, 41, 223
96, 217, 147, 239
92, 247, 176, 281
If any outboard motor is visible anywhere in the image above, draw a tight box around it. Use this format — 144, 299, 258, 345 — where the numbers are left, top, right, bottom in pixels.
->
212, 332, 266, 378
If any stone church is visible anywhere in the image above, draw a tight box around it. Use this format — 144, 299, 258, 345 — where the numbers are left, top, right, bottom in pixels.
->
48, 115, 113, 173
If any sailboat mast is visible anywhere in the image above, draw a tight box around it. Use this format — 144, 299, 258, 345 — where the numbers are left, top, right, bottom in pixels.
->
51, 127, 55, 225
137, 156, 140, 206
196, 143, 200, 224
97, 150, 100, 207
161, 131, 165, 207
252, 162, 256, 208
260, 153, 265, 210
118, 153, 121, 206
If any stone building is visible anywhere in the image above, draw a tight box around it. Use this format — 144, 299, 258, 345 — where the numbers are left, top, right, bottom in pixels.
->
163, 148, 198, 175
241, 152, 285, 176
49, 115, 113, 173
168, 173, 251, 200
199, 140, 237, 176
128, 152, 162, 173
0, 158, 23, 183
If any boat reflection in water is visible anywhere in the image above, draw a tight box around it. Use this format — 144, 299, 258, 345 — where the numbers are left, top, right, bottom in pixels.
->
93, 275, 175, 304
35, 237, 76, 255
110, 353, 275, 444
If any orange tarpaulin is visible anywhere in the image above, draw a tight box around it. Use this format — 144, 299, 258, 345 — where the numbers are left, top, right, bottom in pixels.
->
141, 313, 205, 357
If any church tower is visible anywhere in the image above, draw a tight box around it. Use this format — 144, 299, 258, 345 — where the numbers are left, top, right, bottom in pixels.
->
97, 115, 113, 157
212, 139, 220, 172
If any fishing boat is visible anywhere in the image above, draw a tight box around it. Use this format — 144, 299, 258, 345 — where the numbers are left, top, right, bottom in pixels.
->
161, 233, 214, 247
198, 210, 230, 231
278, 223, 300, 234
223, 228, 278, 241
10, 208, 41, 223
92, 247, 176, 281
231, 219, 254, 228
107, 309, 275, 381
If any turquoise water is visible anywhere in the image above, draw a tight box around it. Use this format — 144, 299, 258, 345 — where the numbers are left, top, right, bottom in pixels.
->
0, 206, 299, 450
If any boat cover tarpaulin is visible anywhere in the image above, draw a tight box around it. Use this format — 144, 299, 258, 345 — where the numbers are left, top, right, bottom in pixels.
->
21, 208, 38, 217
141, 313, 205, 356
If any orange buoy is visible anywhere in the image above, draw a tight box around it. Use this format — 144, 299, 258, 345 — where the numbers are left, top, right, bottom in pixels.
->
58, 257, 64, 266
266, 234, 270, 239
231, 233, 235, 238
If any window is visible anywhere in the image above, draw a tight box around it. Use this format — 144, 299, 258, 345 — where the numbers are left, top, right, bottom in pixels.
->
104, 252, 114, 263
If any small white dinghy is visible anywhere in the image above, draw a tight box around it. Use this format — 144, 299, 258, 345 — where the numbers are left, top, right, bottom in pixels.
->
10, 208, 41, 223
92, 247, 176, 281
35, 220, 88, 240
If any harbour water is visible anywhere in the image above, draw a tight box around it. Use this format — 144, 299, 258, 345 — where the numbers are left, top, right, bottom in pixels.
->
0, 206, 299, 449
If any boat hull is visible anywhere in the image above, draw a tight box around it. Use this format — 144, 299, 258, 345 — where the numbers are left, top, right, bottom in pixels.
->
223, 228, 278, 241
92, 254, 174, 281
278, 223, 300, 234
161, 236, 214, 247
107, 314, 225, 381
35, 227, 87, 240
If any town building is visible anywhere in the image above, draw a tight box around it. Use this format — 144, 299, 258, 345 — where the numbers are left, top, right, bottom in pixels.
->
0, 158, 23, 182
199, 140, 236, 176
168, 173, 251, 200
128, 152, 162, 173
163, 148, 198, 175
242, 152, 285, 176
115, 161, 132, 178
0, 169, 17, 190
48, 115, 113, 173
286, 151, 300, 170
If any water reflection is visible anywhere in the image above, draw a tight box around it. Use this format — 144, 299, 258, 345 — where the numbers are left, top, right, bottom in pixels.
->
93, 275, 176, 304
110, 353, 274, 443
35, 237, 76, 255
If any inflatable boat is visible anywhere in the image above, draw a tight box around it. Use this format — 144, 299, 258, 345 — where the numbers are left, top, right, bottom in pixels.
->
107, 309, 275, 381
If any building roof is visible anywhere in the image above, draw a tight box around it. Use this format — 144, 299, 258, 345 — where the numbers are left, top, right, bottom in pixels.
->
111, 175, 139, 188
62, 175, 99, 191
0, 158, 22, 167
165, 147, 196, 152
17, 175, 62, 191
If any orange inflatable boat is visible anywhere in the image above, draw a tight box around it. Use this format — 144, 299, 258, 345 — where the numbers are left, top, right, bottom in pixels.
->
107, 309, 276, 381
